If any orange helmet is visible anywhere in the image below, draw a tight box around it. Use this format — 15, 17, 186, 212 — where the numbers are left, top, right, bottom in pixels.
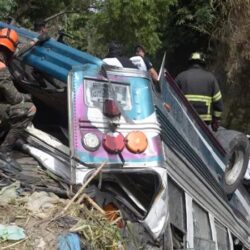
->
0, 28, 19, 52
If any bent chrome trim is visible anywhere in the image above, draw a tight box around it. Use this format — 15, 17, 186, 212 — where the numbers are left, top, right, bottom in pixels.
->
142, 167, 169, 240
25, 126, 69, 154
21, 143, 71, 182
74, 164, 169, 239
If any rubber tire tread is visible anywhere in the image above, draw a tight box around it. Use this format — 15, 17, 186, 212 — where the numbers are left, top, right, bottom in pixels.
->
215, 128, 250, 194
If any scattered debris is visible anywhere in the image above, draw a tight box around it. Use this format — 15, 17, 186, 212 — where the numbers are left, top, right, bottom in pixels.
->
57, 233, 81, 250
0, 159, 126, 249
0, 182, 20, 206
59, 161, 106, 217
0, 224, 25, 241
68, 202, 123, 249
26, 191, 63, 219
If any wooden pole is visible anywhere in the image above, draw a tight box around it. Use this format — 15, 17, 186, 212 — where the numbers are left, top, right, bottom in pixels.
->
60, 162, 106, 215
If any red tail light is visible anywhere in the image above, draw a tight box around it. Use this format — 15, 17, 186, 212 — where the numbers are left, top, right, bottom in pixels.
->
103, 99, 121, 118
103, 132, 125, 154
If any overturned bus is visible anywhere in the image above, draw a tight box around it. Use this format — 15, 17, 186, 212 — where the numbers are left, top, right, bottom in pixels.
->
0, 21, 250, 249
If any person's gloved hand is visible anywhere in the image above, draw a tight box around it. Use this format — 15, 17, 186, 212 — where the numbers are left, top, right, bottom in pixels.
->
211, 117, 220, 132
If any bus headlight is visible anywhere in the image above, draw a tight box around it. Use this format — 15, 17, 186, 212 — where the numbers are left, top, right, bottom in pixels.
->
82, 133, 100, 151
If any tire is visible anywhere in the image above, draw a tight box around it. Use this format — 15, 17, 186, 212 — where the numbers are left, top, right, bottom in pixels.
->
215, 128, 250, 194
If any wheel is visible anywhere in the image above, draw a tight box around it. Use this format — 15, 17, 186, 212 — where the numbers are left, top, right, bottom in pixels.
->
215, 128, 250, 194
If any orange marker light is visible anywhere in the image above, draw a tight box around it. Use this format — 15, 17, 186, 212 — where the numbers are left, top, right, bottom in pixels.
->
125, 131, 148, 153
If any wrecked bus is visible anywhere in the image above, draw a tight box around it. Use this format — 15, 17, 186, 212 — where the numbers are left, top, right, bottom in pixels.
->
0, 21, 250, 249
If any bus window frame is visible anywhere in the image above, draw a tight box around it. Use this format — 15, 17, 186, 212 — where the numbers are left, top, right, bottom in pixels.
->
184, 192, 234, 250
185, 193, 194, 248
214, 219, 231, 250
169, 176, 243, 250
228, 229, 234, 250
168, 177, 187, 233
209, 214, 219, 250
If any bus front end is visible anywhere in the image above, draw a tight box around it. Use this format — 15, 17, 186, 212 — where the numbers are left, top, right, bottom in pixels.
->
68, 65, 169, 241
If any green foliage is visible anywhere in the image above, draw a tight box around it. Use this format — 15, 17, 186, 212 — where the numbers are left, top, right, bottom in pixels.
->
0, 0, 16, 19
210, 0, 250, 132
175, 2, 215, 29
84, 0, 176, 57
161, 0, 217, 74
1, 0, 250, 132
0, 0, 176, 57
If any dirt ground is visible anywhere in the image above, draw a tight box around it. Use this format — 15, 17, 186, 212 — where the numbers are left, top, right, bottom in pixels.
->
0, 153, 123, 250
0, 198, 68, 249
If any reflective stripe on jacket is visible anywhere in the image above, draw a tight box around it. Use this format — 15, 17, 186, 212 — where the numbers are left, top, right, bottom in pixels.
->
175, 65, 223, 122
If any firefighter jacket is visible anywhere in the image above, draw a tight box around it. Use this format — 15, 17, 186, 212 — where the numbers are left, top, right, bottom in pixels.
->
175, 65, 223, 122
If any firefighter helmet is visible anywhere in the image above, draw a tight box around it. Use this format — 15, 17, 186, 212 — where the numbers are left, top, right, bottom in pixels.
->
0, 28, 19, 53
189, 52, 206, 64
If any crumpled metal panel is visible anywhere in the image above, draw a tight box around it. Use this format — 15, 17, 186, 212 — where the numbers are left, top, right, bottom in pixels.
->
142, 167, 169, 240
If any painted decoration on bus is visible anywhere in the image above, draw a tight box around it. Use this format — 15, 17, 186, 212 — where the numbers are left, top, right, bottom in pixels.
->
69, 66, 164, 166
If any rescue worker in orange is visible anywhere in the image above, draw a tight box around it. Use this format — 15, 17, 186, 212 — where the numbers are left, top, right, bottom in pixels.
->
175, 52, 223, 131
0, 28, 36, 168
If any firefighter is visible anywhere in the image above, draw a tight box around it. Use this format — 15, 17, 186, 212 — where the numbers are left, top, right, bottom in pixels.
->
175, 52, 223, 131
0, 28, 36, 169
